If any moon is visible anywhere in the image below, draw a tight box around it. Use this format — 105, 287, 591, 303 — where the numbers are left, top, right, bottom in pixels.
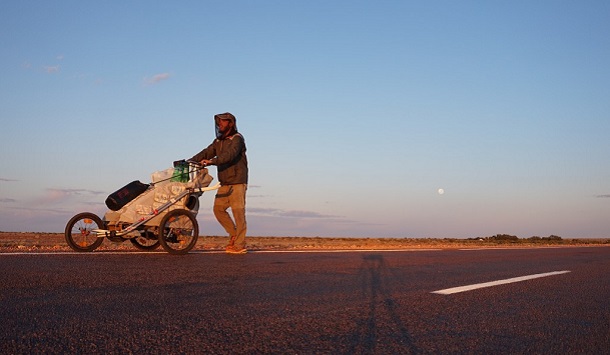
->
437, 188, 445, 195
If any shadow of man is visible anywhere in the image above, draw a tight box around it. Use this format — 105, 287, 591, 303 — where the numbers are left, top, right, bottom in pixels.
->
347, 254, 420, 354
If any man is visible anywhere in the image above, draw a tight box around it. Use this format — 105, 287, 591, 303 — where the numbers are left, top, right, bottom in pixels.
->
190, 112, 248, 254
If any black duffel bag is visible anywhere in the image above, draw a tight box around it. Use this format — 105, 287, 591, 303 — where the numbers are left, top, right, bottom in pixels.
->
105, 180, 150, 211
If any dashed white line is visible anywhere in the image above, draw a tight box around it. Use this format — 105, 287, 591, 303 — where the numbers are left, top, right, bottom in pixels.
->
432, 270, 571, 295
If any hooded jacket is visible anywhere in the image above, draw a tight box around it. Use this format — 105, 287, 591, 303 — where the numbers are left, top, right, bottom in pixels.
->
190, 113, 248, 185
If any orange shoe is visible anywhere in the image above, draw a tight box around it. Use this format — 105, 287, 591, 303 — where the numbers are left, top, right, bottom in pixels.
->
225, 246, 247, 254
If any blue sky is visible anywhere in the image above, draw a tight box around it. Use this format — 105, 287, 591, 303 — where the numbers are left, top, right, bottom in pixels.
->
1, 1, 609, 238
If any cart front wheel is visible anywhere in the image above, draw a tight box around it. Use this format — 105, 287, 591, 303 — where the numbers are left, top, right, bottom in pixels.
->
65, 212, 104, 252
158, 209, 199, 255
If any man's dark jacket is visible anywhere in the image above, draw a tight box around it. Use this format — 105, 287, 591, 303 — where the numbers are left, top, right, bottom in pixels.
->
190, 133, 248, 185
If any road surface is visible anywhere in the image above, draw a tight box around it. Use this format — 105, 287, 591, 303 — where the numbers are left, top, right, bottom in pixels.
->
1, 247, 608, 353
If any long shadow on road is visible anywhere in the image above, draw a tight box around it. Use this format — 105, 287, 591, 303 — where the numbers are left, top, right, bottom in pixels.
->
346, 254, 420, 354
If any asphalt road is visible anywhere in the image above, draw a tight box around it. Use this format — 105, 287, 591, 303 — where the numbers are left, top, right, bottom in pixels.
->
1, 247, 609, 354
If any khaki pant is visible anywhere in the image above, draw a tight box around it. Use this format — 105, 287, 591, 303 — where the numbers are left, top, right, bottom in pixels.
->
213, 184, 247, 248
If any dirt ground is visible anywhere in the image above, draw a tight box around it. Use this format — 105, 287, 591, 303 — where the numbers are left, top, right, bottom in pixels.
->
1, 231, 608, 253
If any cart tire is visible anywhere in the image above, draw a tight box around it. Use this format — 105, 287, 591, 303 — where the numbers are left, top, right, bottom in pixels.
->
65, 212, 105, 252
158, 209, 199, 255
130, 231, 160, 251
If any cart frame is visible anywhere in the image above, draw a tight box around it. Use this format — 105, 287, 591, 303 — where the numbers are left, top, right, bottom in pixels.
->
64, 162, 220, 254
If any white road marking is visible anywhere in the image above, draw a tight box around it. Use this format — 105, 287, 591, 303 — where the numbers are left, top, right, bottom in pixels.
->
459, 247, 566, 251
249, 249, 442, 253
1, 244, 598, 256
0, 251, 167, 256
0, 248, 443, 256
432, 270, 571, 295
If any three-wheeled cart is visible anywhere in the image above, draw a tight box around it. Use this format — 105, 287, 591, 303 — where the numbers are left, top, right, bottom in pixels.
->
64, 161, 220, 254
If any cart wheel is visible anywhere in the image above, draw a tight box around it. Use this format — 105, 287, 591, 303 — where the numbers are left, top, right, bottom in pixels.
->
158, 209, 199, 255
65, 212, 105, 252
130, 230, 160, 251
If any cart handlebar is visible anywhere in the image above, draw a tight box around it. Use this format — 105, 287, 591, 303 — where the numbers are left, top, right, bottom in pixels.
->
197, 182, 221, 193
174, 159, 204, 168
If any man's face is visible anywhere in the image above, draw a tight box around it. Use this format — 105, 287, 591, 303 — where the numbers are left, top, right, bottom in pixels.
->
218, 119, 232, 133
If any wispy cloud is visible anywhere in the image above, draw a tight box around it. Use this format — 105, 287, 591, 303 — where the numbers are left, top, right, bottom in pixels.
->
44, 65, 60, 73
6, 205, 69, 215
143, 72, 171, 86
249, 207, 342, 219
51, 188, 105, 195
0, 178, 18, 182
0, 198, 16, 203
597, 194, 610, 198
38, 188, 105, 204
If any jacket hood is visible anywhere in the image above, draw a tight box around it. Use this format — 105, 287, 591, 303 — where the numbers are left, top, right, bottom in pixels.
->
214, 112, 238, 139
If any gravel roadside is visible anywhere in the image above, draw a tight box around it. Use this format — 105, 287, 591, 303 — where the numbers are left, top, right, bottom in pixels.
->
1, 232, 608, 253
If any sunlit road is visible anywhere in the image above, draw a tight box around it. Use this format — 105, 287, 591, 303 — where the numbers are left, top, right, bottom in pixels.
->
1, 247, 609, 353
